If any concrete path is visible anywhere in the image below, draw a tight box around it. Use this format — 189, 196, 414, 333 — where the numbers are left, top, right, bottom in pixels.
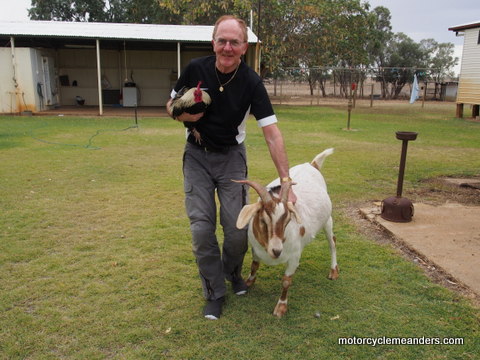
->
360, 202, 480, 296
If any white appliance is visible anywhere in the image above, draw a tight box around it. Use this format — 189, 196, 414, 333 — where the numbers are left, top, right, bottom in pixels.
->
123, 87, 138, 107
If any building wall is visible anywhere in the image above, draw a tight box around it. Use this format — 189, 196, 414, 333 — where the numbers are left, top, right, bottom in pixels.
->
57, 48, 218, 107
0, 48, 17, 113
58, 48, 176, 106
457, 27, 480, 105
443, 83, 458, 101
0, 47, 57, 113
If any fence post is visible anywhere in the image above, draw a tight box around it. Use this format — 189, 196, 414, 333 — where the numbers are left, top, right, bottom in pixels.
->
370, 83, 374, 107
422, 82, 427, 108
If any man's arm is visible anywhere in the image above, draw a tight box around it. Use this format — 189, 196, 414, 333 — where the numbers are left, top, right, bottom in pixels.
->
165, 98, 203, 122
262, 123, 297, 203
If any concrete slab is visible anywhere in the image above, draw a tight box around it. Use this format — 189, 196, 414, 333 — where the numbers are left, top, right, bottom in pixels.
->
360, 202, 480, 296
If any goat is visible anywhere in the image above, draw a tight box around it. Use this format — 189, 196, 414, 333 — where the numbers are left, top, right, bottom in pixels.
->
235, 148, 339, 317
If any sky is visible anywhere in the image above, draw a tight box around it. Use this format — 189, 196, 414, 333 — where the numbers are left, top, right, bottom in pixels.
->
1, 0, 478, 73
367, 0, 480, 74
366, 0, 479, 46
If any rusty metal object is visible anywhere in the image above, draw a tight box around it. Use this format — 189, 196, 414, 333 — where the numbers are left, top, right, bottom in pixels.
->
381, 131, 418, 222
381, 196, 415, 222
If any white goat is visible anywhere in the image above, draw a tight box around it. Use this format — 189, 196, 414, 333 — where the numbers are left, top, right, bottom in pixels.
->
235, 148, 338, 317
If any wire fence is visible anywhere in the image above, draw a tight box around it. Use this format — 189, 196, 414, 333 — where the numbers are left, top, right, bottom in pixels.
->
263, 67, 458, 104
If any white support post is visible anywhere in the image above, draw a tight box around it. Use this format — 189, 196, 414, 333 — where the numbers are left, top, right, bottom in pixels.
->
96, 39, 103, 115
177, 42, 181, 79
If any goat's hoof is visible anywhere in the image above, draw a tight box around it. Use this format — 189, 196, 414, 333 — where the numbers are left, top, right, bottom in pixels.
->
328, 265, 339, 280
273, 303, 288, 318
245, 276, 256, 287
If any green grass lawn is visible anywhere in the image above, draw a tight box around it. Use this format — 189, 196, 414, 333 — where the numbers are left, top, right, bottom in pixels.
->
1, 102, 479, 359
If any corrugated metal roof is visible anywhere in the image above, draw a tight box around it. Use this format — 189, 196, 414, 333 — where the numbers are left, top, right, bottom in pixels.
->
448, 20, 480, 32
0, 20, 258, 43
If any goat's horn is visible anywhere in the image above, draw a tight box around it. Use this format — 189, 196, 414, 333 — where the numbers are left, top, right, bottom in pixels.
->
232, 179, 271, 202
280, 180, 296, 202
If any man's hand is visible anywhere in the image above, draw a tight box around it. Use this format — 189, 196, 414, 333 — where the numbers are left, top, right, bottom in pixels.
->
288, 188, 297, 204
176, 112, 204, 122
166, 98, 203, 122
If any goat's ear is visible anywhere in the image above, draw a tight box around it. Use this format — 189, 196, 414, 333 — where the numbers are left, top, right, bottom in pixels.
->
236, 202, 262, 229
287, 202, 302, 224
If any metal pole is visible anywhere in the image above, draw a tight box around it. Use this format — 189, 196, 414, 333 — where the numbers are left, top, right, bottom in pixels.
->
370, 83, 374, 107
380, 131, 417, 223
396, 139, 409, 197
177, 42, 181, 79
422, 81, 427, 108
347, 86, 352, 130
347, 106, 351, 130
96, 39, 103, 116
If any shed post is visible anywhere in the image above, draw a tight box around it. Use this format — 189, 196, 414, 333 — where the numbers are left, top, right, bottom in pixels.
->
96, 39, 103, 115
9, 36, 21, 113
255, 42, 261, 75
177, 42, 181, 79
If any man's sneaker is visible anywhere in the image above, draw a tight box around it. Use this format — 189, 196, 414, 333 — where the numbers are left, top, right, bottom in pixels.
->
203, 297, 225, 320
232, 277, 248, 295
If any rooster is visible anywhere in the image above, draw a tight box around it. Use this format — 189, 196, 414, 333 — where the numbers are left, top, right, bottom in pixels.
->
168, 81, 211, 118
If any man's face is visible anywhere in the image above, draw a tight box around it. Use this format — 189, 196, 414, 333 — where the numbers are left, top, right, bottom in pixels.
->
212, 19, 248, 73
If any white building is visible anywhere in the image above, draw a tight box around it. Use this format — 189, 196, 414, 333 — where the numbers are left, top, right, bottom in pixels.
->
0, 21, 259, 115
449, 20, 480, 118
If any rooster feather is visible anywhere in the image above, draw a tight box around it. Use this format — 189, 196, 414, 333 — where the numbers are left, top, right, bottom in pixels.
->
168, 81, 211, 118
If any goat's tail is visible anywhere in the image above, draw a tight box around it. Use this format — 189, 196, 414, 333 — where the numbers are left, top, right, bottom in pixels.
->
310, 148, 334, 170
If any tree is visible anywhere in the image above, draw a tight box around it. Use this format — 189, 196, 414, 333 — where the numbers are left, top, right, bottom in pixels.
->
375, 33, 427, 99
255, 0, 300, 77
328, 0, 373, 98
29, 0, 109, 22
272, 0, 373, 96
429, 42, 458, 81
421, 40, 458, 99
158, 0, 252, 25
367, 6, 393, 98
27, 0, 459, 98
429, 42, 458, 95
29, 0, 182, 23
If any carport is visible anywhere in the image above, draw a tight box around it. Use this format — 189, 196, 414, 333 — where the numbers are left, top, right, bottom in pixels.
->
0, 20, 259, 115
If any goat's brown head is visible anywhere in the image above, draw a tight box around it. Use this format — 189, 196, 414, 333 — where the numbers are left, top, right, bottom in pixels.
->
235, 179, 302, 259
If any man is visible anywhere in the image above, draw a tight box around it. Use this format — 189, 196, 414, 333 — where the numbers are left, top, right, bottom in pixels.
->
166, 15, 296, 320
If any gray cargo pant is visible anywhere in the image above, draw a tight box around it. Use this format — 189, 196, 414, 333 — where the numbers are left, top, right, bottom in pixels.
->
183, 142, 249, 300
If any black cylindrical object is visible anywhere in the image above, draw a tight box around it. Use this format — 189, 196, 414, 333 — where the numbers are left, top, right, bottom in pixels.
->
381, 131, 418, 223
395, 131, 417, 197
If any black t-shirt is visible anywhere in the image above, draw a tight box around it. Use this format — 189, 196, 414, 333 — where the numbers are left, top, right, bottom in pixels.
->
172, 56, 277, 148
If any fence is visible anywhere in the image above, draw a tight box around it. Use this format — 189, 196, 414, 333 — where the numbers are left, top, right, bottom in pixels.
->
263, 67, 458, 104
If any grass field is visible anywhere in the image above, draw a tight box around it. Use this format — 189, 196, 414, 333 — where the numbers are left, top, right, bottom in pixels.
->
1, 102, 479, 359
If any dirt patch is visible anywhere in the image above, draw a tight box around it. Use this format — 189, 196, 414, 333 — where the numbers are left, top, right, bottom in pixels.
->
412, 177, 480, 206
352, 176, 480, 307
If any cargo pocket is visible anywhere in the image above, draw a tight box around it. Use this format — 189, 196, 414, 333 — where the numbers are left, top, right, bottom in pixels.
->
184, 180, 193, 194
183, 180, 194, 221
